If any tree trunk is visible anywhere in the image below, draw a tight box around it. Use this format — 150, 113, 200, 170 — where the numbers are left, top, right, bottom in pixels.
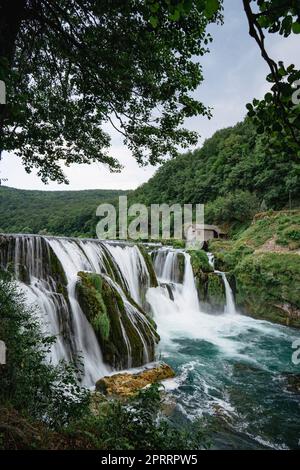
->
0, 0, 26, 155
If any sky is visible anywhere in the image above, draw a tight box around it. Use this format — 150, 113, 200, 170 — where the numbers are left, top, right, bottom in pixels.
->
1, 0, 299, 191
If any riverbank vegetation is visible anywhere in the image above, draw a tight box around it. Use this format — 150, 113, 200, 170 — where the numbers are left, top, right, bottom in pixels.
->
209, 211, 300, 327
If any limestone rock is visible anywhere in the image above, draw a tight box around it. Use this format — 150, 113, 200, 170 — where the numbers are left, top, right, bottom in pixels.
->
96, 363, 175, 397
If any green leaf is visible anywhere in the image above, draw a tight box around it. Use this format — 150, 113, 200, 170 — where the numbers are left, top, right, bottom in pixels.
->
292, 22, 300, 34
204, 0, 219, 19
170, 9, 181, 21
265, 92, 273, 103
149, 15, 158, 28
257, 16, 269, 28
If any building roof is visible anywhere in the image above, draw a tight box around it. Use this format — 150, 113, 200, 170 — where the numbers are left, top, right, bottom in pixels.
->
185, 223, 226, 235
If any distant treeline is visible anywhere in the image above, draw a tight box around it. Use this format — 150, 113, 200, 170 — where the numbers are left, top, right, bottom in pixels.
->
0, 188, 126, 237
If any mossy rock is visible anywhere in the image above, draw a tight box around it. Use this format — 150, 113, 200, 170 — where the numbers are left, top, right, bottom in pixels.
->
76, 272, 110, 340
137, 244, 158, 287
206, 273, 226, 311
76, 272, 159, 369
208, 213, 300, 328
188, 249, 213, 275
235, 252, 300, 327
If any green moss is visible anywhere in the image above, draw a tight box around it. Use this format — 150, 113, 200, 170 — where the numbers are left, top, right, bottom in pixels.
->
137, 244, 158, 287
206, 273, 225, 310
208, 212, 300, 327
161, 239, 186, 249
235, 252, 300, 327
76, 272, 110, 341
76, 271, 159, 369
188, 250, 213, 275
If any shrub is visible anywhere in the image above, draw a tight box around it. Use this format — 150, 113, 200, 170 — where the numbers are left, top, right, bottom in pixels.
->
65, 383, 210, 450
0, 279, 89, 428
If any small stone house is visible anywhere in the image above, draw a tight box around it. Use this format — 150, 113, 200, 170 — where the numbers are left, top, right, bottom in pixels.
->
185, 223, 226, 246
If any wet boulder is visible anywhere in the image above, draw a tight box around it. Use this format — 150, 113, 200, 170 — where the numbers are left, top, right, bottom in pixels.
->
96, 363, 175, 397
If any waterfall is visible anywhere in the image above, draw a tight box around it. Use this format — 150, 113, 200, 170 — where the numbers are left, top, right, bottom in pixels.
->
207, 252, 215, 269
146, 248, 238, 349
0, 233, 237, 386
0, 234, 158, 386
216, 271, 236, 315
206, 251, 237, 315
105, 244, 150, 306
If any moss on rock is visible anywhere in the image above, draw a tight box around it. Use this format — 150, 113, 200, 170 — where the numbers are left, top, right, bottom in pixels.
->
137, 244, 158, 287
235, 252, 300, 327
188, 250, 213, 276
76, 271, 159, 369
207, 212, 300, 327
206, 273, 226, 310
76, 272, 110, 340
96, 363, 175, 397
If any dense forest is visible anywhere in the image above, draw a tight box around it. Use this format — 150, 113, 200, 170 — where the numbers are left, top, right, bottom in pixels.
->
130, 119, 300, 228
0, 188, 125, 237
1, 119, 299, 237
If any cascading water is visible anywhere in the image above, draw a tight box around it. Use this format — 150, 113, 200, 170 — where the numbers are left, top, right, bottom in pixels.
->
206, 251, 237, 315
105, 244, 150, 306
1, 235, 299, 448
146, 247, 300, 449
0, 234, 158, 386
217, 271, 236, 315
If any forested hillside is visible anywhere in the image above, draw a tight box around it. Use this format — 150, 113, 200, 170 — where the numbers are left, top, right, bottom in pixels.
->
130, 119, 300, 229
0, 187, 125, 237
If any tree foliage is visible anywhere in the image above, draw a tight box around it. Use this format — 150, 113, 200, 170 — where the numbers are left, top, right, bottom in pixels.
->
243, 0, 300, 159
0, 278, 89, 427
0, 0, 222, 183
131, 119, 300, 222
66, 383, 209, 450
0, 186, 124, 236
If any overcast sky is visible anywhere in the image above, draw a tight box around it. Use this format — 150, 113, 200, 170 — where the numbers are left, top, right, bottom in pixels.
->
1, 0, 299, 191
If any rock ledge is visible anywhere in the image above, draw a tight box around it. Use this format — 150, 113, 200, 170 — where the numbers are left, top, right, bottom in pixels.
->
96, 363, 175, 397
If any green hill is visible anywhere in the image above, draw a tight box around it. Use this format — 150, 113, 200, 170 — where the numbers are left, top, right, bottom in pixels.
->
0, 187, 126, 237
130, 119, 300, 232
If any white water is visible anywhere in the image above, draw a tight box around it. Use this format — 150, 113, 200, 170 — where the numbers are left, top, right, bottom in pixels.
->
1, 235, 158, 386
106, 244, 150, 305
48, 238, 109, 386
147, 248, 240, 355
3, 238, 242, 384
3, 236, 300, 448
216, 271, 237, 315
207, 251, 237, 315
